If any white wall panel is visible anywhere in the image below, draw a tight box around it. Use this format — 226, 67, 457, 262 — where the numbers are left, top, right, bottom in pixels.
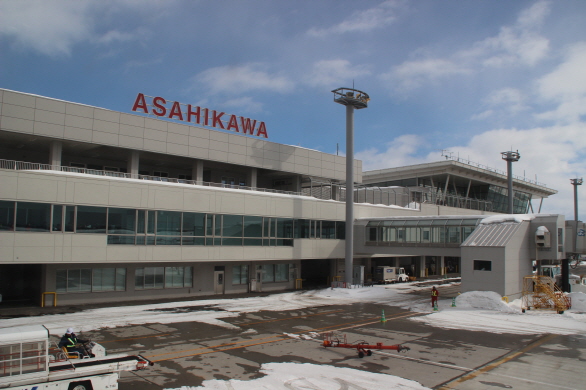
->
92, 130, 119, 146
3, 91, 35, 108
35, 110, 65, 125
93, 108, 119, 123
66, 103, 93, 118
16, 175, 60, 202
35, 97, 66, 113
64, 126, 93, 142
34, 122, 64, 138
73, 181, 110, 205
0, 172, 18, 199
2, 103, 35, 120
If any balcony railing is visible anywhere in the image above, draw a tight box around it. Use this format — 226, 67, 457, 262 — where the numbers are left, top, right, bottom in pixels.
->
0, 159, 307, 197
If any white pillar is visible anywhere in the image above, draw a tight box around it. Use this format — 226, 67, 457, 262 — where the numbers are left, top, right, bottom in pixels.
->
192, 160, 204, 184
419, 257, 426, 278
49, 141, 62, 170
247, 167, 257, 189
127, 151, 139, 178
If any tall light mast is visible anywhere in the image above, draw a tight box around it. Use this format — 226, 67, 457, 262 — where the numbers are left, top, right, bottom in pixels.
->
501, 151, 521, 214
332, 88, 369, 285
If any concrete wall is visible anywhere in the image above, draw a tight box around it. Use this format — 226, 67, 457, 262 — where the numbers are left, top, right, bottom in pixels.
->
0, 88, 361, 182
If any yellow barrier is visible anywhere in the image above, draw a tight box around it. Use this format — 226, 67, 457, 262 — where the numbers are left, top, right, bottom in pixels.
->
502, 296, 509, 303
295, 278, 303, 289
41, 292, 57, 307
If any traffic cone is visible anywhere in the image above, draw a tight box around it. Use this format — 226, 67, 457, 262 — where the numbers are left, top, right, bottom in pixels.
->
451, 297, 456, 307
381, 309, 387, 322
433, 302, 438, 311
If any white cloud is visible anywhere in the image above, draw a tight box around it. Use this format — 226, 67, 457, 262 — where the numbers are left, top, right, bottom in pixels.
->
535, 42, 586, 123
0, 0, 145, 56
304, 59, 371, 87
385, 1, 551, 93
307, 0, 405, 37
194, 63, 294, 95
386, 59, 471, 92
356, 134, 426, 171
468, 1, 550, 68
0, 0, 95, 56
472, 88, 528, 120
222, 96, 264, 114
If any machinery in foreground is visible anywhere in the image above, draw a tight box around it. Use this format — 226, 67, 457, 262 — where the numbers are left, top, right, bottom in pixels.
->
0, 325, 153, 390
322, 332, 410, 358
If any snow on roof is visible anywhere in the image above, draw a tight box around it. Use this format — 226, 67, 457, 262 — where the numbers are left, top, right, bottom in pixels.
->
479, 214, 536, 225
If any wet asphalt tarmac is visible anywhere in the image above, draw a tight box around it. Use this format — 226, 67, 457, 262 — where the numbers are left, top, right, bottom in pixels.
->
82, 284, 584, 390
1, 282, 584, 389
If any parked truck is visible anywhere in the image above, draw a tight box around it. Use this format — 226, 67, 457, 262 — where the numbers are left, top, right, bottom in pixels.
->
374, 266, 409, 284
0, 325, 153, 390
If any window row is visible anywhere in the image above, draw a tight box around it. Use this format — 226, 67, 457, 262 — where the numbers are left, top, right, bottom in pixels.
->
55, 263, 293, 295
0, 201, 345, 247
367, 226, 476, 244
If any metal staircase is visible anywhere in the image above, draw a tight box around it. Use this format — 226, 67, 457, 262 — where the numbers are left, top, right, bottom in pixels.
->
521, 275, 571, 314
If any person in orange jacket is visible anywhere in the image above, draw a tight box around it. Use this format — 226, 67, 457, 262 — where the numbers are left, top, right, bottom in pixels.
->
431, 286, 439, 308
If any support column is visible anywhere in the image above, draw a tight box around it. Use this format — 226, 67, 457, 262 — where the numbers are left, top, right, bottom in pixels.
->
192, 159, 204, 184
439, 256, 445, 276
419, 257, 426, 278
127, 151, 140, 178
49, 141, 62, 170
247, 167, 258, 189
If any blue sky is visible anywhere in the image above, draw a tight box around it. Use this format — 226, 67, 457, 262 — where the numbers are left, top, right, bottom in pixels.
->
0, 0, 585, 220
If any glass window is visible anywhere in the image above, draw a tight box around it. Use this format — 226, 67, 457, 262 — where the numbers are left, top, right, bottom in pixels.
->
165, 267, 184, 288
321, 221, 336, 239
232, 265, 249, 285
261, 264, 275, 283
108, 208, 136, 234
275, 264, 289, 282
136, 267, 165, 289
64, 206, 75, 232
92, 268, 126, 291
156, 211, 181, 235
295, 219, 310, 238
474, 260, 492, 271
107, 235, 135, 245
243, 216, 263, 237
222, 215, 243, 237
0, 200, 15, 231
206, 214, 214, 236
182, 212, 206, 236
56, 269, 67, 292
57, 268, 92, 292
276, 218, 293, 238
76, 206, 106, 233
335, 221, 345, 240
16, 202, 51, 231
52, 205, 63, 232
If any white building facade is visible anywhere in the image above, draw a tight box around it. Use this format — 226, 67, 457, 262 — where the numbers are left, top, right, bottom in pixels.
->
0, 89, 565, 306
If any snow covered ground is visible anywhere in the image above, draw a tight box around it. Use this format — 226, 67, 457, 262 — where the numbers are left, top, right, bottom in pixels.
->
1, 282, 584, 389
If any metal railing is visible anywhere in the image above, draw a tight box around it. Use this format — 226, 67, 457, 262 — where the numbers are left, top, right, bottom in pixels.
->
0, 159, 307, 197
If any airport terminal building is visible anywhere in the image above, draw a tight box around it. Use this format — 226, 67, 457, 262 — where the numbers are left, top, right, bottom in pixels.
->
0, 89, 568, 306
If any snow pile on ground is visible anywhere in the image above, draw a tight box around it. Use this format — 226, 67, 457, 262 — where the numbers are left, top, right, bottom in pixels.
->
409, 291, 586, 335
0, 285, 584, 338
164, 362, 430, 390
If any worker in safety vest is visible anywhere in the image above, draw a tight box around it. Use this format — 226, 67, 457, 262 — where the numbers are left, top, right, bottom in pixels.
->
431, 286, 439, 308
58, 327, 90, 357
